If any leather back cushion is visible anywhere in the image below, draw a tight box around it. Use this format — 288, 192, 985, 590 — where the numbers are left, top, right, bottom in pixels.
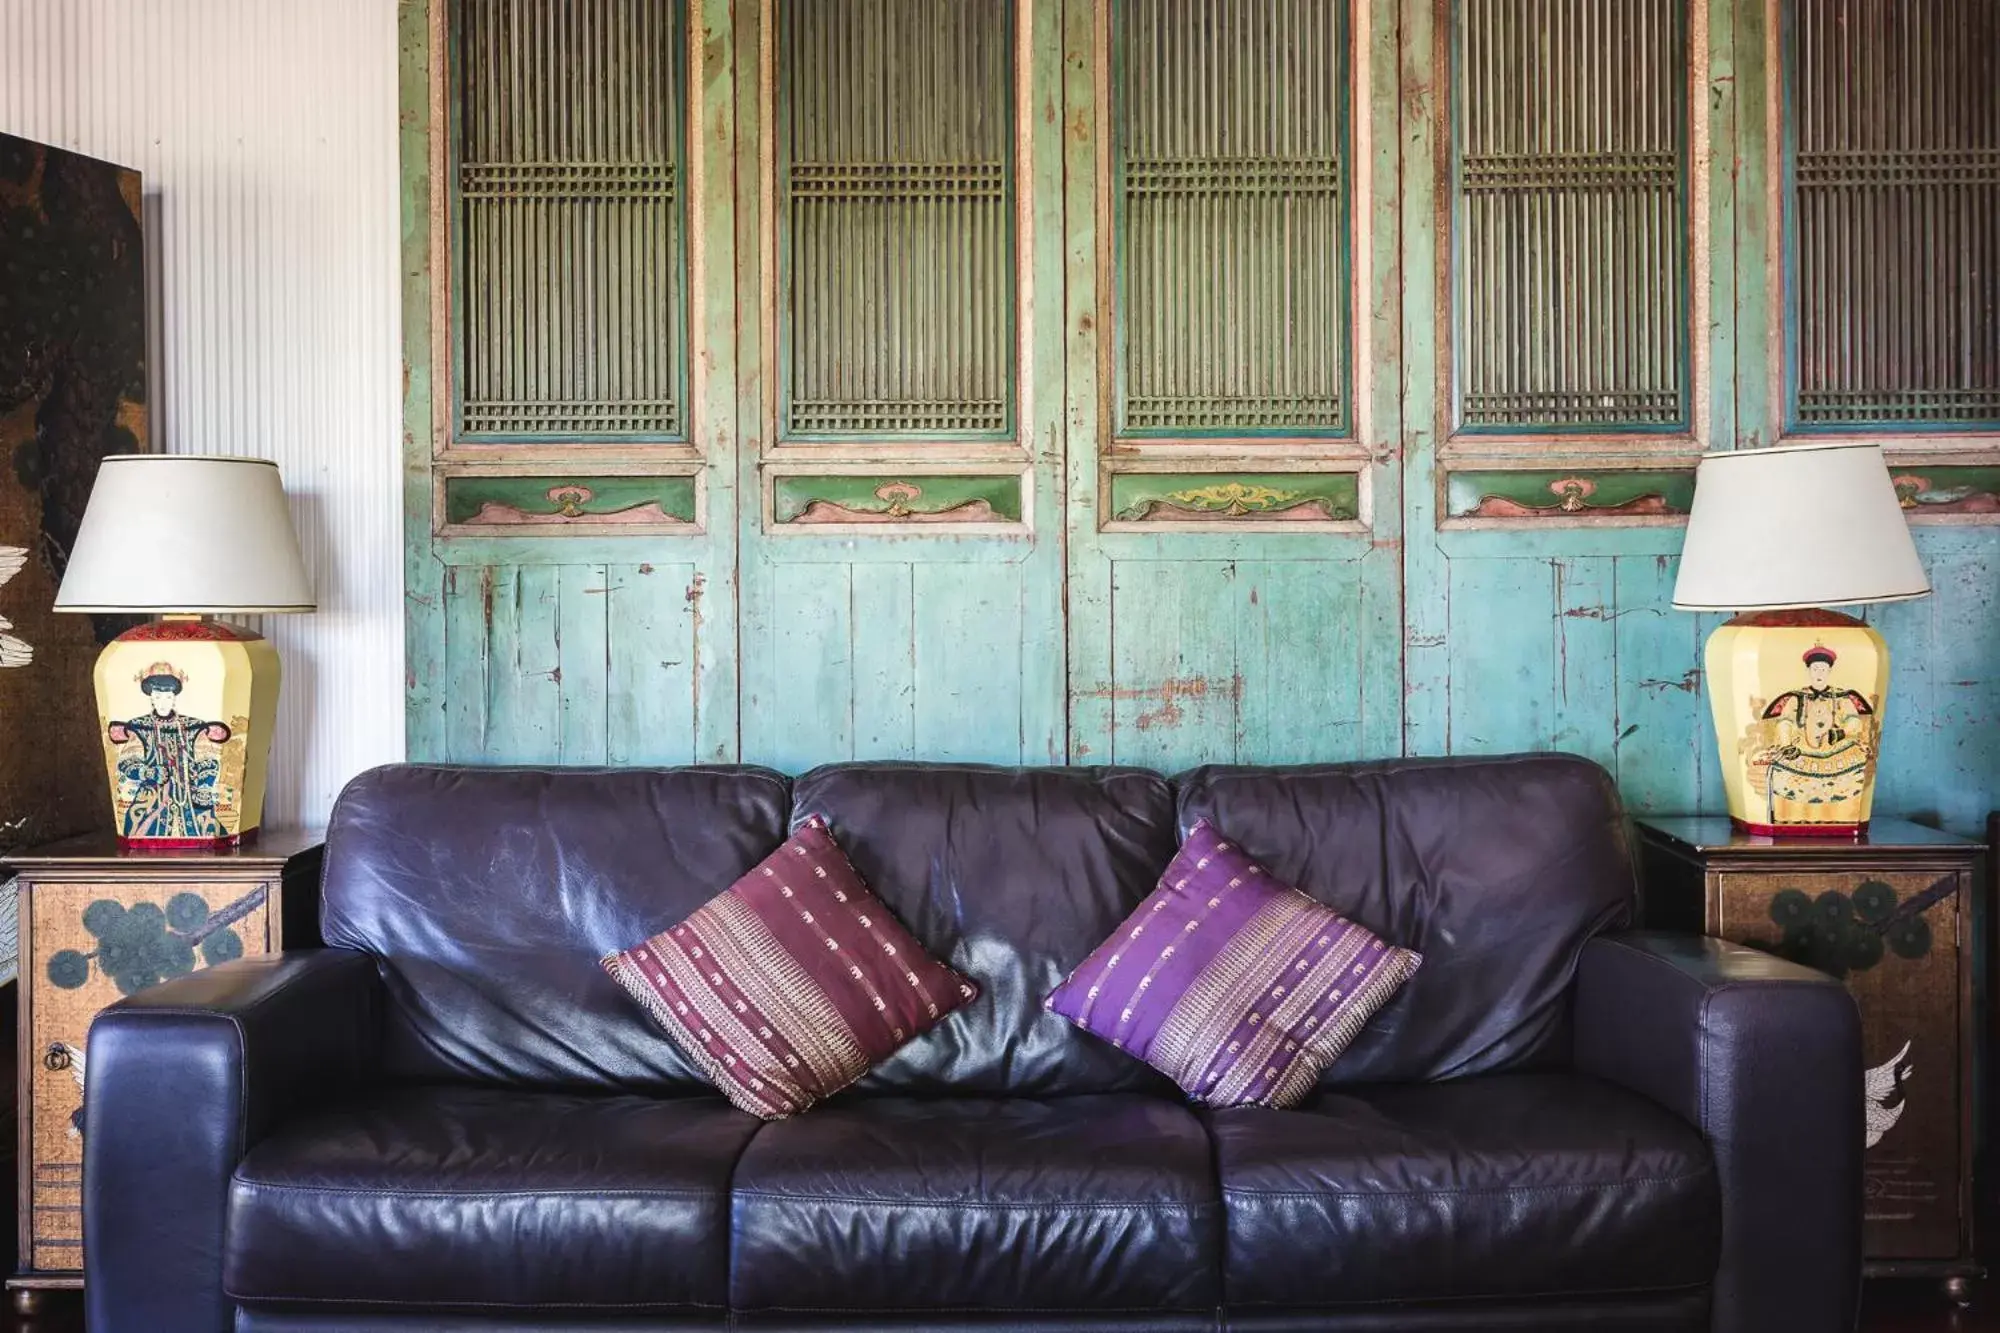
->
791, 763, 1180, 1097
321, 764, 791, 1092
1176, 754, 1635, 1086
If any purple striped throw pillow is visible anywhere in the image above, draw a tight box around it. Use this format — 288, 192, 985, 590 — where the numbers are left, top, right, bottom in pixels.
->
602, 816, 978, 1119
1045, 819, 1421, 1109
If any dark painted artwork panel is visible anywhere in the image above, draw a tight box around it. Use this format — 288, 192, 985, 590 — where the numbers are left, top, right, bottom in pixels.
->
0, 133, 148, 854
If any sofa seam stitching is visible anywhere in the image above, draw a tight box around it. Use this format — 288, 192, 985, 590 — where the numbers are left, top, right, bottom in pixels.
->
732, 1192, 1219, 1211
1218, 1170, 1713, 1202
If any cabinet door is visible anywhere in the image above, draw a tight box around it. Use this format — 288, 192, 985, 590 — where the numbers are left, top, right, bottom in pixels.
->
1060, 0, 1405, 766
1394, 0, 1727, 806
1712, 867, 1965, 1259
404, 0, 742, 765
24, 878, 273, 1271
734, 0, 1069, 768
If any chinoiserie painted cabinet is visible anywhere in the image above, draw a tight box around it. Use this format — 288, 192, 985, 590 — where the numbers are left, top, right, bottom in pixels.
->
1638, 817, 1985, 1297
398, 0, 2000, 828
0, 833, 322, 1310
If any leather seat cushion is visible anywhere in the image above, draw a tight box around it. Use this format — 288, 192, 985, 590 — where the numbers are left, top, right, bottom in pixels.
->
1211, 1073, 1720, 1308
225, 1087, 761, 1312
729, 1095, 1220, 1314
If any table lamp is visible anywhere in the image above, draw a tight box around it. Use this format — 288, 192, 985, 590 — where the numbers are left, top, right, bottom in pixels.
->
1672, 441, 1929, 837
51, 455, 314, 850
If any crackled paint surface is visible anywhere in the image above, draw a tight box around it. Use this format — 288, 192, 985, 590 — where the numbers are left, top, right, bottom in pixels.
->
401, 0, 2000, 836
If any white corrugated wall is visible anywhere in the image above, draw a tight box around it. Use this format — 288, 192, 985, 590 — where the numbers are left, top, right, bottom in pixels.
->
1, 0, 405, 828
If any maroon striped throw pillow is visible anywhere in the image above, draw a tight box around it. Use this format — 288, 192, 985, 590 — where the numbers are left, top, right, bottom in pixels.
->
1045, 819, 1421, 1109
603, 816, 978, 1119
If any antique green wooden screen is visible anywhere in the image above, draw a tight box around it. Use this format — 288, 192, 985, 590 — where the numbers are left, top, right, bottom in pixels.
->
402, 0, 2000, 832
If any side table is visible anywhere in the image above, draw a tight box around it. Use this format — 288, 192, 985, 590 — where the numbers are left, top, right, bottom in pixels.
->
1636, 816, 1983, 1303
0, 831, 322, 1312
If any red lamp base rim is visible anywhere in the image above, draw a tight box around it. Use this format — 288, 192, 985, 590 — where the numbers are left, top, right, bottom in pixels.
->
1729, 817, 1869, 840
116, 833, 247, 853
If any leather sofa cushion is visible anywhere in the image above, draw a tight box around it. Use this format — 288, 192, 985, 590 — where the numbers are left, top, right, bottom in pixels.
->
322, 764, 792, 1091
225, 1086, 760, 1312
729, 1095, 1220, 1314
1210, 1072, 1720, 1309
1177, 755, 1635, 1086
792, 764, 1181, 1097
603, 815, 979, 1119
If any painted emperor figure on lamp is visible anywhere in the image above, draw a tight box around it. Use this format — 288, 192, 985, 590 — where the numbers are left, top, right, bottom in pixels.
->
1672, 442, 1928, 837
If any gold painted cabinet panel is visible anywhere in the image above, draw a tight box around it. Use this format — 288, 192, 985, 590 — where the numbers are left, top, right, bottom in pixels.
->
25, 877, 273, 1271
2, 832, 319, 1293
1637, 817, 1981, 1275
1711, 869, 1964, 1258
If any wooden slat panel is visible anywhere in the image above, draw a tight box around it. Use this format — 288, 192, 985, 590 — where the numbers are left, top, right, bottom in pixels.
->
1788, 0, 2000, 428
604, 562, 699, 765
484, 565, 562, 761
851, 564, 919, 758
775, 0, 1015, 439
756, 563, 857, 771
1445, 557, 1557, 750
555, 564, 611, 762
1454, 0, 1689, 432
1550, 556, 1617, 757
453, 0, 687, 440
1107, 560, 1241, 768
1112, 0, 1350, 436
439, 565, 491, 761
1609, 554, 1711, 813
912, 564, 1026, 760
1229, 561, 1368, 763
1871, 531, 2000, 832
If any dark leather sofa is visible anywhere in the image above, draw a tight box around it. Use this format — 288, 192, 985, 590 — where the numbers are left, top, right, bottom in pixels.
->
84, 755, 1862, 1332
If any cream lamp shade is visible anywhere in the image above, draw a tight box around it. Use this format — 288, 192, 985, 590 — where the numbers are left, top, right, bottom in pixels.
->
52, 455, 315, 614
1671, 441, 1930, 612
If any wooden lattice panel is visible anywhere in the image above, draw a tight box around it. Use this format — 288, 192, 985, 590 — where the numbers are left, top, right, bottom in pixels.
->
774, 0, 1016, 440
453, 0, 686, 440
1113, 0, 1349, 436
1454, 0, 1689, 431
1789, 0, 2000, 429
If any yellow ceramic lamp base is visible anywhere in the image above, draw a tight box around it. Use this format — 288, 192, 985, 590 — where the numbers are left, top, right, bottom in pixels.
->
1705, 609, 1888, 838
92, 615, 280, 850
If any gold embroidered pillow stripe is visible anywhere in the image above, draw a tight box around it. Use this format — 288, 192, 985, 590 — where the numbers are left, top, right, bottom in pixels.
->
1045, 818, 1421, 1109
603, 816, 979, 1119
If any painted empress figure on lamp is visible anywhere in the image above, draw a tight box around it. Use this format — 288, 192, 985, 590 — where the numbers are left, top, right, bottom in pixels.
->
107, 661, 233, 842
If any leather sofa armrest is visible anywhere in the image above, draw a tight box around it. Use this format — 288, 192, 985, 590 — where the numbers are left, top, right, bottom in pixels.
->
83, 948, 383, 1333
1573, 930, 1862, 1333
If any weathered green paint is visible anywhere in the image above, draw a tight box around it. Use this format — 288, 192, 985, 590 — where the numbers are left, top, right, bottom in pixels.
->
1109, 472, 1360, 524
1111, 0, 1352, 438
735, 0, 1067, 769
773, 0, 1018, 442
1452, 0, 1692, 433
1782, 0, 2000, 433
399, 0, 2000, 842
772, 474, 1024, 525
1444, 470, 1695, 520
450, 0, 690, 442
443, 474, 698, 526
1893, 467, 2000, 516
1066, 0, 1404, 769
405, 0, 740, 766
